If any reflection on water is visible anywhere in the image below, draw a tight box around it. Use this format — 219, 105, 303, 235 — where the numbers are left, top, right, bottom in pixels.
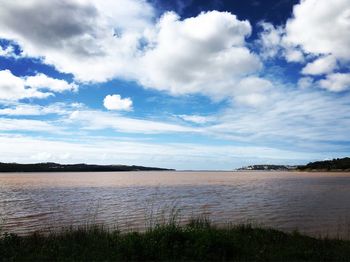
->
1, 171, 350, 238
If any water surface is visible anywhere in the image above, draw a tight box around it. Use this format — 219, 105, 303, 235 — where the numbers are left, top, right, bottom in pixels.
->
1, 171, 350, 238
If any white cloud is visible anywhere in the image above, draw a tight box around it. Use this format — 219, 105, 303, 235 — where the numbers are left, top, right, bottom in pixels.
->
285, 0, 350, 61
68, 110, 198, 134
0, 118, 61, 133
0, 44, 15, 57
0, 104, 43, 116
1, 83, 350, 169
297, 77, 314, 89
179, 115, 215, 124
258, 0, 350, 93
206, 88, 350, 143
138, 11, 262, 99
0, 134, 329, 170
232, 77, 273, 106
0, 70, 52, 101
257, 22, 283, 59
0, 0, 155, 83
257, 22, 304, 63
3, 84, 350, 150
0, 102, 78, 116
0, 2, 266, 102
30, 152, 53, 161
234, 93, 268, 107
301, 55, 338, 75
0, 69, 77, 101
103, 94, 133, 111
284, 48, 304, 63
0, 103, 197, 135
318, 73, 350, 92
25, 74, 78, 92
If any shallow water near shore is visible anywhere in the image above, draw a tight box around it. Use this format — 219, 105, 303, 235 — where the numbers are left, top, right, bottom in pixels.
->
1, 171, 350, 238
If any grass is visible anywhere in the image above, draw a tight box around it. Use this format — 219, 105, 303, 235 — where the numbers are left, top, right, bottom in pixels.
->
1, 218, 350, 261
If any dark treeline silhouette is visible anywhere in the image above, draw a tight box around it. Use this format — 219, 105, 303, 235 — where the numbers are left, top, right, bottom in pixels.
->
0, 162, 174, 172
298, 157, 350, 171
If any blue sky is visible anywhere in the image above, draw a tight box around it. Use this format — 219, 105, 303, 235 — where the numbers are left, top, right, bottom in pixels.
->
0, 0, 350, 170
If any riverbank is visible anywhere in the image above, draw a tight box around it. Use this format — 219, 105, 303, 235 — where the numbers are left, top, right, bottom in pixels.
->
0, 162, 174, 172
1, 219, 350, 261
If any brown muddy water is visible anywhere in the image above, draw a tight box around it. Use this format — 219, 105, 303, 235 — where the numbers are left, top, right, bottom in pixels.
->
1, 171, 350, 238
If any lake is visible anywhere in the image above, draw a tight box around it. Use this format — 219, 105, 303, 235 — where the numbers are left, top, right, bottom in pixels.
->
1, 171, 350, 238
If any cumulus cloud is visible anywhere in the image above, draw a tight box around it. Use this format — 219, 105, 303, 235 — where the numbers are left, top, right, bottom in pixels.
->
232, 77, 273, 106
283, 48, 304, 63
103, 94, 133, 111
257, 22, 283, 59
0, 2, 267, 103
138, 11, 262, 99
285, 0, 350, 61
318, 73, 350, 92
297, 77, 314, 89
0, 69, 77, 101
301, 55, 338, 75
0, 70, 52, 101
25, 74, 78, 92
0, 0, 155, 83
284, 0, 350, 78
258, 0, 350, 93
257, 21, 304, 62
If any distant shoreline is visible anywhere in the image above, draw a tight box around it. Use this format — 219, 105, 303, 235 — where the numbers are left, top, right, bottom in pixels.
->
0, 162, 174, 173
235, 169, 350, 172
237, 157, 350, 172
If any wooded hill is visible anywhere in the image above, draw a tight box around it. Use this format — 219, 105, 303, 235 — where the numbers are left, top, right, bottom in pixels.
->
298, 157, 350, 171
0, 162, 174, 172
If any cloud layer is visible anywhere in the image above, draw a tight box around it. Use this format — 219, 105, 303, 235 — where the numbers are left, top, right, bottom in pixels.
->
0, 1, 270, 104
0, 134, 333, 170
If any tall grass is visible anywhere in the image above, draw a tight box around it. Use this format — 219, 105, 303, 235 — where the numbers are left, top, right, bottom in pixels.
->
1, 217, 350, 261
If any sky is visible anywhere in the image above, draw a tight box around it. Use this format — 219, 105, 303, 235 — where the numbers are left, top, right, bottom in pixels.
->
0, 0, 350, 170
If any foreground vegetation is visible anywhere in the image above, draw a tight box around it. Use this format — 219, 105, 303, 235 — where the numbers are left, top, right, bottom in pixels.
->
1, 219, 350, 261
